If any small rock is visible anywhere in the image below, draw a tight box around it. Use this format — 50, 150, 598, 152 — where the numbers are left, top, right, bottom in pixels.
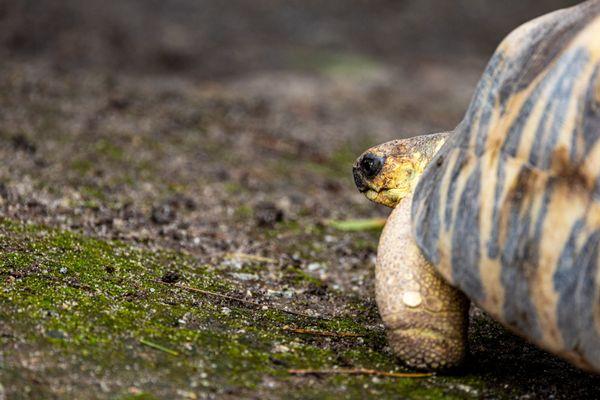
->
262, 376, 278, 389
221, 259, 243, 270
306, 282, 328, 297
455, 384, 478, 395
0, 182, 8, 200
272, 343, 290, 353
307, 262, 323, 272
11, 134, 36, 154
112, 218, 125, 229
151, 203, 176, 225
107, 96, 131, 110
214, 167, 230, 181
171, 229, 185, 241
169, 194, 197, 211
47, 329, 66, 339
289, 253, 302, 267
254, 201, 284, 227
230, 272, 258, 281
269, 356, 289, 367
59, 267, 68, 274
266, 289, 283, 298
161, 271, 180, 284
175, 389, 197, 400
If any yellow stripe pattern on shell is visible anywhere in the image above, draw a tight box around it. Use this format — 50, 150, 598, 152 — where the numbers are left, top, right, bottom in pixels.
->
412, 0, 600, 372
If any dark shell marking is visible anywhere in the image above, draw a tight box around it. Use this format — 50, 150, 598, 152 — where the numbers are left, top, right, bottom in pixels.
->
413, 1, 600, 372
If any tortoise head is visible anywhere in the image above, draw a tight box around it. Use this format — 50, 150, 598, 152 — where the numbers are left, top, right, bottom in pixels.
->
353, 132, 449, 208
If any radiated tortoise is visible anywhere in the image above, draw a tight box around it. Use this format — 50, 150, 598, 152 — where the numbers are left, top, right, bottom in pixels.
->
352, 0, 600, 372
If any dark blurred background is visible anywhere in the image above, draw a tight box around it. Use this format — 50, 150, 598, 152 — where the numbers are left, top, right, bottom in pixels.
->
0, 0, 585, 246
0, 0, 580, 79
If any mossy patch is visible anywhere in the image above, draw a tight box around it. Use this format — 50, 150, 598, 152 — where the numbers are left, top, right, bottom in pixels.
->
0, 218, 489, 399
2, 59, 598, 399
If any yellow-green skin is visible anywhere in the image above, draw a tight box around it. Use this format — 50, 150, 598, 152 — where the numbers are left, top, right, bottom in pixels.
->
377, 192, 469, 369
355, 133, 469, 369
357, 134, 447, 208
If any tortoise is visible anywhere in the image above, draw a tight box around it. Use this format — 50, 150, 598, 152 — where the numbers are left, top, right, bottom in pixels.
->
352, 0, 600, 372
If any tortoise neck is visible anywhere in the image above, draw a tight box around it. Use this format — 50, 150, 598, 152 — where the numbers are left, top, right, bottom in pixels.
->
416, 131, 450, 164
404, 131, 451, 192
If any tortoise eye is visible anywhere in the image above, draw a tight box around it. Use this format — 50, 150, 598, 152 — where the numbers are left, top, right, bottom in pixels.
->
359, 153, 384, 179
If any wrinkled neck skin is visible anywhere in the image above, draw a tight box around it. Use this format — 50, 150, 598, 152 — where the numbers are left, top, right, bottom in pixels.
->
375, 132, 450, 209
397, 131, 450, 201
413, 131, 450, 163
375, 132, 470, 370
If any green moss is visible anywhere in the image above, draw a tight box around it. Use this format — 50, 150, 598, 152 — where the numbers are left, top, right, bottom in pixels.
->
95, 138, 124, 161
234, 204, 253, 219
0, 218, 494, 398
79, 184, 107, 201
70, 158, 95, 175
116, 394, 160, 400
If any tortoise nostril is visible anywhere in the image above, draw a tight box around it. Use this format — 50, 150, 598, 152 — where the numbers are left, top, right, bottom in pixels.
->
359, 153, 384, 179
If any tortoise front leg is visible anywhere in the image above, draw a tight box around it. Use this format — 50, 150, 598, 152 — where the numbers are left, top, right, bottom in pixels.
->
376, 195, 470, 370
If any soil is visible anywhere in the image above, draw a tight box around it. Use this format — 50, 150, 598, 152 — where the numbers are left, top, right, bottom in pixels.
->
1, 1, 598, 399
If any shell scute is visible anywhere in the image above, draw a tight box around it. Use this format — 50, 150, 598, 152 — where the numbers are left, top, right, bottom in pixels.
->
412, 1, 600, 371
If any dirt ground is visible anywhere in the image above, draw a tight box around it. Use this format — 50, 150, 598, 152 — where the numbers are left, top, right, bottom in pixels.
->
1, 1, 599, 399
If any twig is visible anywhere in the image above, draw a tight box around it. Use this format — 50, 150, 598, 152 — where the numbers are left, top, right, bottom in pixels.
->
325, 218, 386, 232
173, 282, 262, 307
140, 338, 179, 356
282, 325, 363, 337
288, 368, 432, 378
157, 281, 331, 320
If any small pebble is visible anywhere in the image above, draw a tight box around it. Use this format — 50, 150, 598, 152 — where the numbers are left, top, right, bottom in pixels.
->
307, 262, 323, 272
161, 270, 180, 284
151, 203, 176, 225
230, 272, 258, 281
272, 344, 290, 353
254, 201, 284, 227
47, 329, 66, 339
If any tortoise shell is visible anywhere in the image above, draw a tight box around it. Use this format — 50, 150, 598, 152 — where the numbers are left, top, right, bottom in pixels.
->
411, 0, 600, 371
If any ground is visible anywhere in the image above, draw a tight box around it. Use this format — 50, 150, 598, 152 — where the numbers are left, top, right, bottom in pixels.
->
1, 1, 599, 399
